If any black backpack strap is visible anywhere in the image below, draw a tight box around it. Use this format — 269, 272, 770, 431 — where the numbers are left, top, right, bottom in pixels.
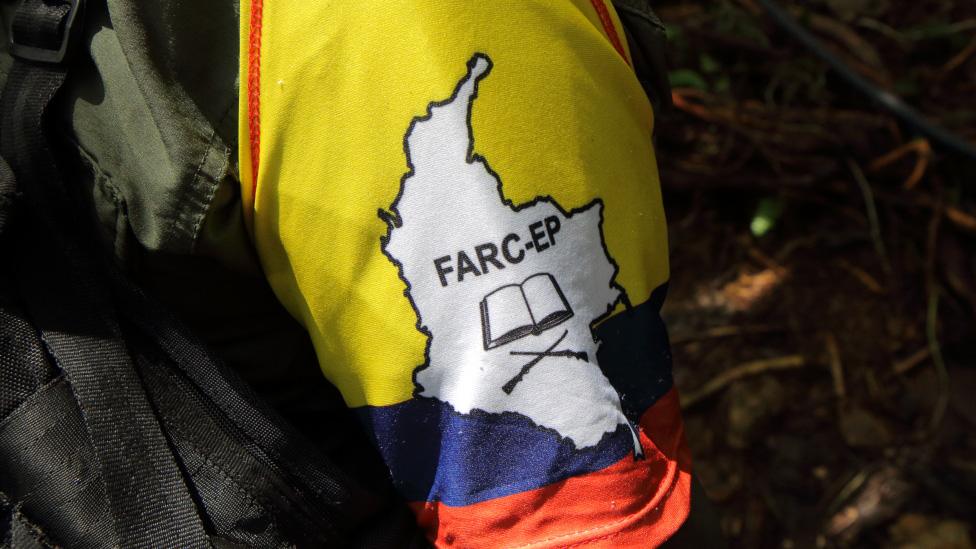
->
1, 2, 210, 547
5, 502, 55, 549
612, 0, 672, 113
0, 156, 15, 236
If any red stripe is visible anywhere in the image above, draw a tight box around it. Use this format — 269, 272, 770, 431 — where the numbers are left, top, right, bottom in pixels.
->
410, 389, 691, 548
247, 0, 263, 199
589, 0, 630, 65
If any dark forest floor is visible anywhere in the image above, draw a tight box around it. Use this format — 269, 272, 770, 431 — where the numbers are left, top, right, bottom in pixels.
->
654, 0, 976, 547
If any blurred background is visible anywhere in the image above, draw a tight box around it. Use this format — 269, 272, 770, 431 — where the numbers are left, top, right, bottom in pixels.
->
652, 0, 976, 547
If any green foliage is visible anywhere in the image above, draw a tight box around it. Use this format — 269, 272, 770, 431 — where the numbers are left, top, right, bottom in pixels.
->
700, 53, 721, 75
764, 58, 829, 107
894, 76, 921, 98
750, 197, 784, 237
903, 19, 976, 49
664, 23, 682, 42
712, 3, 771, 48
904, 20, 973, 41
668, 54, 732, 94
824, 0, 891, 22
669, 69, 709, 91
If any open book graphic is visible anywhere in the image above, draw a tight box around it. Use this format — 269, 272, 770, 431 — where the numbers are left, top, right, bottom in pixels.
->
480, 273, 574, 350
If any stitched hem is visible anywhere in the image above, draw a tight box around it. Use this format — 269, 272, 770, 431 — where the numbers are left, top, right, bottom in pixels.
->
415, 420, 691, 549
187, 101, 237, 253
511, 460, 685, 549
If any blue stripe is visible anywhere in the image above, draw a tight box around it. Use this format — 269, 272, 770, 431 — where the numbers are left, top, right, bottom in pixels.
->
356, 286, 673, 506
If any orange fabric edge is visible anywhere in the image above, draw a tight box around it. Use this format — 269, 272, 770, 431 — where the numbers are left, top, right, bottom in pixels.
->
409, 389, 692, 548
589, 0, 631, 66
247, 0, 263, 200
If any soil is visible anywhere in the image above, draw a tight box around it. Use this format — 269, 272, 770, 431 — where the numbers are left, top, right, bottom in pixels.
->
653, 0, 976, 546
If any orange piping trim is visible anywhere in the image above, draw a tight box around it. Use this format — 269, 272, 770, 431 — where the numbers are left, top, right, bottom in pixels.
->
247, 0, 263, 201
589, 0, 630, 65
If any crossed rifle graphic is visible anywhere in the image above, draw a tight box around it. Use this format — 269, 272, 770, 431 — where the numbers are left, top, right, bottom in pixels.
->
478, 273, 591, 394
501, 330, 589, 394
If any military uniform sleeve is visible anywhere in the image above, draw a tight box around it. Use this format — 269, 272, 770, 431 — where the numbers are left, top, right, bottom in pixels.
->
239, 1, 690, 546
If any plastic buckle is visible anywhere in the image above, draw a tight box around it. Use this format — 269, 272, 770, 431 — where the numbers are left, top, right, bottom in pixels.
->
8, 0, 84, 64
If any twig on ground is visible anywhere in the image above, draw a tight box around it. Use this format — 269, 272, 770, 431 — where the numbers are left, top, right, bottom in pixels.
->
824, 466, 914, 543
945, 206, 976, 233
671, 88, 720, 122
905, 18, 976, 38
872, 188, 976, 234
801, 10, 890, 85
733, 0, 762, 16
756, 0, 976, 160
856, 18, 911, 50
825, 333, 846, 400
744, 241, 788, 275
670, 324, 784, 345
775, 235, 822, 263
926, 285, 950, 434
869, 138, 931, 190
924, 189, 949, 435
892, 348, 932, 375
835, 259, 885, 294
848, 158, 893, 278
681, 355, 806, 409
938, 34, 976, 81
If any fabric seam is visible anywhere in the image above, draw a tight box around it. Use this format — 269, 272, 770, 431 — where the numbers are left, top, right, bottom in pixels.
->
0, 375, 66, 433
12, 506, 55, 547
187, 101, 236, 252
